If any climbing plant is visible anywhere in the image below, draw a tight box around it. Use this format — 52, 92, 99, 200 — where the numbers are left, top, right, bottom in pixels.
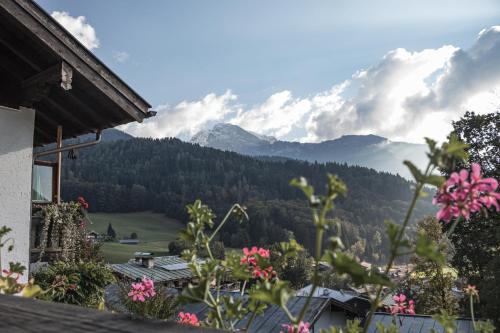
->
36, 197, 89, 262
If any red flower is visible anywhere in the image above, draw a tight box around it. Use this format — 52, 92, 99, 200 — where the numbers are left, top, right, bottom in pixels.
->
177, 312, 200, 326
241, 246, 275, 280
77, 196, 89, 210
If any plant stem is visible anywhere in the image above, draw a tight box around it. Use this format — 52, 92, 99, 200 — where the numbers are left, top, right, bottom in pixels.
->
241, 280, 247, 296
446, 216, 461, 238
245, 303, 260, 331
296, 221, 325, 324
362, 162, 432, 333
208, 204, 240, 243
470, 295, 476, 330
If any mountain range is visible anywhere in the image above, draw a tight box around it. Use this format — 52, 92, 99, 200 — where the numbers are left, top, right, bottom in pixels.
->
191, 123, 428, 179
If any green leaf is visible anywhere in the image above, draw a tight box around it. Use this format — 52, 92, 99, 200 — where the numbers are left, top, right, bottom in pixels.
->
432, 310, 457, 333
22, 284, 42, 298
425, 137, 437, 152
323, 251, 392, 287
415, 233, 445, 264
290, 177, 318, 206
426, 174, 445, 187
0, 226, 12, 238
385, 220, 400, 246
444, 134, 468, 159
8, 262, 26, 274
403, 160, 424, 182
326, 173, 347, 198
250, 280, 291, 308
475, 320, 496, 333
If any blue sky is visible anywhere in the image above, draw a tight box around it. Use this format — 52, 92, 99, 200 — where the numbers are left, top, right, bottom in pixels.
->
37, 1, 500, 143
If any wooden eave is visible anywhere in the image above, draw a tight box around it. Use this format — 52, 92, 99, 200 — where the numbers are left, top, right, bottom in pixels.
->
0, 0, 152, 146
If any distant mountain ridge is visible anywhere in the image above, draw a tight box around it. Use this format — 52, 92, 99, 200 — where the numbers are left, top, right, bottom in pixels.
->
191, 123, 427, 179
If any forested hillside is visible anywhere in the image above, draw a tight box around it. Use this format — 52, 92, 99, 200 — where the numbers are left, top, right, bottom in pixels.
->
61, 137, 435, 261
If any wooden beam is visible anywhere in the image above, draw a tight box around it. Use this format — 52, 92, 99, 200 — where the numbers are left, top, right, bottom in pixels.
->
0, 0, 150, 122
0, 29, 42, 71
61, 89, 114, 127
55, 125, 62, 204
44, 95, 93, 132
23, 61, 73, 91
21, 61, 73, 106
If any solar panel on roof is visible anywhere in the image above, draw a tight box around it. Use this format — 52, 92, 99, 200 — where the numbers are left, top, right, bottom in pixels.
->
160, 263, 189, 271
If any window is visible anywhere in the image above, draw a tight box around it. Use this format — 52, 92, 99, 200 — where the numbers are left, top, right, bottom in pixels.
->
32, 162, 54, 203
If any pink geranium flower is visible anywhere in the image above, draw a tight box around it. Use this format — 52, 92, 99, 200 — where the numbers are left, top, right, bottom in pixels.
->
390, 294, 415, 315
280, 321, 310, 333
128, 282, 146, 302
177, 312, 200, 326
127, 277, 156, 302
240, 246, 275, 280
434, 163, 499, 223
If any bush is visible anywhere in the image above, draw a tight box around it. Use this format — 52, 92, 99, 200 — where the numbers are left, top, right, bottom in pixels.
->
120, 280, 178, 320
168, 238, 188, 255
34, 261, 115, 308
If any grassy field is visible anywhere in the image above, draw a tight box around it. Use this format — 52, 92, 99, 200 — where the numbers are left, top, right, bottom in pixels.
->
88, 212, 184, 264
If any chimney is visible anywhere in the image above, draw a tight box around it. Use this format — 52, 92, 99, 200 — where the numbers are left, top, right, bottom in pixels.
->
133, 252, 154, 268
142, 256, 154, 268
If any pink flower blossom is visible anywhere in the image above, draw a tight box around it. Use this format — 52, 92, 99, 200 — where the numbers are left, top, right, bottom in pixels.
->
434, 163, 499, 223
128, 282, 146, 302
2, 269, 21, 282
127, 277, 156, 302
241, 247, 275, 280
177, 312, 200, 326
141, 277, 156, 298
464, 284, 479, 298
280, 321, 310, 333
390, 294, 415, 315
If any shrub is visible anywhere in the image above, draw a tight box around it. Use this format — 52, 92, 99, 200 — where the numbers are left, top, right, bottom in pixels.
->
120, 278, 178, 320
34, 261, 115, 308
168, 238, 188, 255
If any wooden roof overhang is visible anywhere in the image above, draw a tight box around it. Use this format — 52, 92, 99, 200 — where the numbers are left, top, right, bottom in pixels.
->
0, 0, 153, 146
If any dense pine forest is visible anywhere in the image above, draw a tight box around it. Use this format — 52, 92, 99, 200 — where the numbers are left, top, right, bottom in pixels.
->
61, 136, 435, 261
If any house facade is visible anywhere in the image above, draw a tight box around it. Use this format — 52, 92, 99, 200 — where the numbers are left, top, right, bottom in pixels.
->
0, 0, 152, 280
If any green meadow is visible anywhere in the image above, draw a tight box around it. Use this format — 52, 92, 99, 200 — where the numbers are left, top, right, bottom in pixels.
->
87, 212, 184, 264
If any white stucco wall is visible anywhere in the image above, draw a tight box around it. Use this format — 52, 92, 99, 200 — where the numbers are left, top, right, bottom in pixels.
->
0, 106, 35, 282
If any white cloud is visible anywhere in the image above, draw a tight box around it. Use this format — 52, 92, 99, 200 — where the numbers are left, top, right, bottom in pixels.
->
304, 25, 500, 143
229, 91, 311, 138
51, 11, 100, 50
119, 91, 239, 139
113, 51, 130, 63
304, 45, 459, 143
123, 26, 500, 144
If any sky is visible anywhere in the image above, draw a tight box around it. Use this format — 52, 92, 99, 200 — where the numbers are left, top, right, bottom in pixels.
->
37, 0, 500, 143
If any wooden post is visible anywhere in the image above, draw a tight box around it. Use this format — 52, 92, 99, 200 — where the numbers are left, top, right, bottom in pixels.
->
54, 125, 62, 204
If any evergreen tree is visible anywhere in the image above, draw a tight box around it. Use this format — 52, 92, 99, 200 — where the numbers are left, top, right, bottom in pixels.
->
106, 223, 116, 240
